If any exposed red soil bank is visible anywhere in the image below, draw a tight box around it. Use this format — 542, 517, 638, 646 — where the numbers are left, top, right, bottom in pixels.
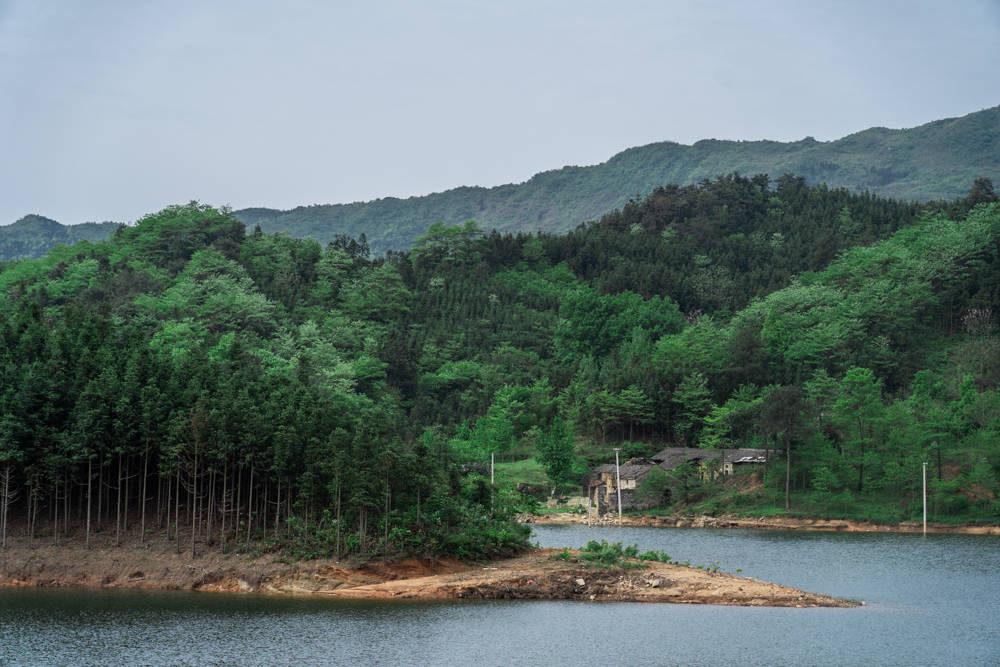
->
0, 541, 469, 595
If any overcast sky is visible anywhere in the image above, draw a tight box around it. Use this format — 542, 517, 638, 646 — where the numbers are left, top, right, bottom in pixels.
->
2, 0, 998, 225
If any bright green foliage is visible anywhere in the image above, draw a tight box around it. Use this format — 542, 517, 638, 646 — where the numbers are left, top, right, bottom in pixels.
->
0, 181, 998, 559
555, 288, 684, 360
410, 221, 483, 268
653, 317, 729, 383
535, 417, 578, 488
634, 467, 674, 505
579, 540, 643, 568
832, 368, 885, 493
673, 372, 713, 445
637, 549, 672, 563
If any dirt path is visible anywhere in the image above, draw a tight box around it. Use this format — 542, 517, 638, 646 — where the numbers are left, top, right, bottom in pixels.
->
528, 512, 1000, 535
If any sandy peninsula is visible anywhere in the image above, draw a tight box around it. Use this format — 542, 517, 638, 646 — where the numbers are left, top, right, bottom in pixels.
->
0, 542, 855, 607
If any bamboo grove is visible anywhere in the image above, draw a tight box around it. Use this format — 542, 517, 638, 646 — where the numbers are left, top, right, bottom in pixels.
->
1, 174, 999, 558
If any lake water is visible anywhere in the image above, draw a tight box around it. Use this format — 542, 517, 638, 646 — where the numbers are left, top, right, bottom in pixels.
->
2, 524, 998, 665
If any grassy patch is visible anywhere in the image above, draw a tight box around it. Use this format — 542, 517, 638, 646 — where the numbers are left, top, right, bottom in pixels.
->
550, 543, 730, 573
674, 483, 999, 526
579, 540, 646, 569
494, 457, 549, 486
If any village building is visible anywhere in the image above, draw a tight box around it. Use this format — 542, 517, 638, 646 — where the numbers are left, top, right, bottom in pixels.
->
584, 446, 778, 514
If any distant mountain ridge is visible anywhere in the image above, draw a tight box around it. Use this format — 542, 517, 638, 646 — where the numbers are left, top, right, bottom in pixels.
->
0, 215, 120, 261
235, 105, 1000, 252
5, 105, 998, 259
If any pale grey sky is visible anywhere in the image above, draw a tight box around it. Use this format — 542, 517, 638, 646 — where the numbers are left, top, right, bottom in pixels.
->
2, 0, 999, 224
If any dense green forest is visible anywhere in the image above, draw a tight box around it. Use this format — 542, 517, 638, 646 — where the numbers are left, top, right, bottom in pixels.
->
1, 175, 998, 563
6, 106, 998, 260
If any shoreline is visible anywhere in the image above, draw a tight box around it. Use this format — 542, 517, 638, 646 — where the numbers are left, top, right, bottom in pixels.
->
315, 549, 856, 607
526, 512, 1000, 535
0, 541, 457, 596
0, 543, 855, 607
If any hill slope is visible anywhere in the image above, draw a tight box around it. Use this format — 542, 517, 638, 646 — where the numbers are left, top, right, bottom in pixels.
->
5, 106, 997, 259
0, 215, 120, 261
238, 105, 999, 252
0, 191, 997, 553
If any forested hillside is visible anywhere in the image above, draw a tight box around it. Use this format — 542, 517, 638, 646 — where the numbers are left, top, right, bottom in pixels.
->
239, 105, 999, 252
1, 176, 998, 562
0, 215, 120, 261
6, 106, 998, 260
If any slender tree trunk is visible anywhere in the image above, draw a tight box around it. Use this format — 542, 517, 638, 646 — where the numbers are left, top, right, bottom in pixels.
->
140, 445, 149, 544
123, 456, 130, 533
165, 472, 172, 540
207, 468, 215, 543
192, 445, 199, 546
784, 433, 791, 511
115, 453, 122, 547
220, 461, 228, 554
1, 463, 11, 549
28, 488, 37, 546
384, 473, 390, 559
246, 466, 254, 545
274, 480, 281, 539
77, 478, 83, 524
51, 481, 58, 546
359, 506, 366, 556
97, 453, 103, 533
262, 483, 268, 540
156, 473, 163, 530
175, 468, 181, 554
233, 464, 242, 549
191, 460, 197, 558
856, 417, 865, 493
86, 459, 93, 550
335, 476, 341, 559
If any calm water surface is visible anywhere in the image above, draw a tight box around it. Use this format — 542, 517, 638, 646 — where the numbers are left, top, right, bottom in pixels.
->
2, 525, 998, 666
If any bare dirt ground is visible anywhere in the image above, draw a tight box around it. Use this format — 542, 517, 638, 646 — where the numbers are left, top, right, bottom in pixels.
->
0, 519, 462, 595
318, 549, 856, 607
0, 541, 390, 594
0, 537, 854, 607
528, 512, 1000, 535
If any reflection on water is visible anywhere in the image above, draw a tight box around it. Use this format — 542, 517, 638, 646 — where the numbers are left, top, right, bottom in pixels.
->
2, 525, 998, 666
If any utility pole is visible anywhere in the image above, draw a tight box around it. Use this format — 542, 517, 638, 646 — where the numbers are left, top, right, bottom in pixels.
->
613, 448, 623, 525
922, 461, 928, 535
